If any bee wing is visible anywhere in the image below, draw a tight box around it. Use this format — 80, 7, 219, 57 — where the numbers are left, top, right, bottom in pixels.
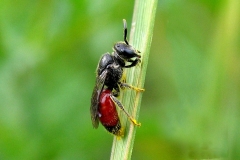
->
90, 69, 108, 128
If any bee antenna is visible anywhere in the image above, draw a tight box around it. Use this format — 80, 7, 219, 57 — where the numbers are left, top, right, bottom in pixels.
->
123, 19, 129, 45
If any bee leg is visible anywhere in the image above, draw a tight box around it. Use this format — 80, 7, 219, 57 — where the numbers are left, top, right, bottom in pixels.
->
112, 85, 120, 97
119, 82, 145, 92
124, 58, 141, 68
110, 95, 141, 126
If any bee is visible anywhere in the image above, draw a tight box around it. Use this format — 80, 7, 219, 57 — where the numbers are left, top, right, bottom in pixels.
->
90, 19, 144, 137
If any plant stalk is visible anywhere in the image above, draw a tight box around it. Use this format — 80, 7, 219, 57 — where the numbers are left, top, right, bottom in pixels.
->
110, 0, 158, 159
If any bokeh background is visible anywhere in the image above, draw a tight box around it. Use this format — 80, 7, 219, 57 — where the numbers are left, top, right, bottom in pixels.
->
0, 0, 239, 159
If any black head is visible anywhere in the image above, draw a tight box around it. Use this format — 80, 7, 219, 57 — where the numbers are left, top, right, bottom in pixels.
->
113, 19, 141, 60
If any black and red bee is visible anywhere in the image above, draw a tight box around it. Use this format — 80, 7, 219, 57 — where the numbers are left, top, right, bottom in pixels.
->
90, 19, 144, 137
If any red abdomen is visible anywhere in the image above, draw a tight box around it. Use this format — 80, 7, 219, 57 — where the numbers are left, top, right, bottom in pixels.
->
98, 89, 119, 127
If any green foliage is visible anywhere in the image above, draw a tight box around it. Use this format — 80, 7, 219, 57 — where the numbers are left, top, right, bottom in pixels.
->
0, 0, 239, 159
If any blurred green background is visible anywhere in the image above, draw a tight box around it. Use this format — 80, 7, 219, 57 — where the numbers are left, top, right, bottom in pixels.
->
0, 0, 239, 159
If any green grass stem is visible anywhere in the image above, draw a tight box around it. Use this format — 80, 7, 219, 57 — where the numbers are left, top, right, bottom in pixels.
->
110, 0, 158, 159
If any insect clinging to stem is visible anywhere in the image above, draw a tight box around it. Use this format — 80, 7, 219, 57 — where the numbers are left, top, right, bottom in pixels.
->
90, 19, 144, 137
